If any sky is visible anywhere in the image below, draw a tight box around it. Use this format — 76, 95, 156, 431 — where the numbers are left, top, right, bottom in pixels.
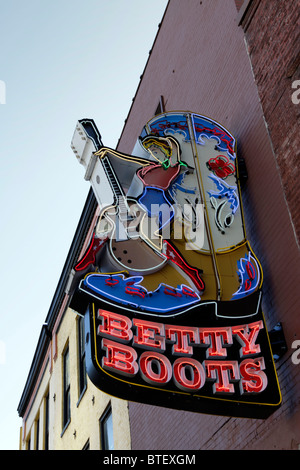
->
0, 0, 168, 450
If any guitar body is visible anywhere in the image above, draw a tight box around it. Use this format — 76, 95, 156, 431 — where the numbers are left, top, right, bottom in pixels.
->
73, 119, 170, 274
73, 119, 205, 295
96, 198, 167, 274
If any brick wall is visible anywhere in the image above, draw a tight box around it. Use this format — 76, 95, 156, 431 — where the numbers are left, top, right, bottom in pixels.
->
240, 0, 300, 247
119, 0, 300, 450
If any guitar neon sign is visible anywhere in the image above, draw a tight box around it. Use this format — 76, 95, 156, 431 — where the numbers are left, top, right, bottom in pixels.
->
70, 112, 281, 418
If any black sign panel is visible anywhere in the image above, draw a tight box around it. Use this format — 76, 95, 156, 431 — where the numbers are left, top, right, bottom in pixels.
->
83, 292, 281, 419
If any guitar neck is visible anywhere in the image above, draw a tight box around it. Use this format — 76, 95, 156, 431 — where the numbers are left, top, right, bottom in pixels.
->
74, 118, 129, 213
101, 155, 128, 211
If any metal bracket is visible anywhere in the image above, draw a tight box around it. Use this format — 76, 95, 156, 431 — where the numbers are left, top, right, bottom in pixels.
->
269, 322, 287, 362
84, 153, 98, 181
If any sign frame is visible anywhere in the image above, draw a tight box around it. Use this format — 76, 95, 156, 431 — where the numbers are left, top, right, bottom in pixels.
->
82, 294, 281, 419
70, 113, 282, 419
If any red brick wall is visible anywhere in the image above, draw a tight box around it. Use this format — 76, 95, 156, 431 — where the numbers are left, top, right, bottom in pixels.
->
240, 0, 300, 248
118, 0, 300, 450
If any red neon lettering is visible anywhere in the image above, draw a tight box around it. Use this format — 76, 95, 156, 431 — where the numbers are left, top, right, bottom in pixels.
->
133, 319, 165, 351
173, 357, 205, 391
199, 327, 233, 357
139, 351, 172, 385
165, 325, 199, 355
97, 310, 133, 343
232, 321, 263, 357
239, 357, 267, 394
205, 360, 240, 394
101, 338, 138, 376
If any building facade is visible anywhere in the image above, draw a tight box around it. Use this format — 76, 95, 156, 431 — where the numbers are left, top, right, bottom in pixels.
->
18, 0, 300, 450
18, 304, 130, 450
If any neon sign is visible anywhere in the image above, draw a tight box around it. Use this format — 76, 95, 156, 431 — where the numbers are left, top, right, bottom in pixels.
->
84, 305, 280, 418
70, 113, 281, 418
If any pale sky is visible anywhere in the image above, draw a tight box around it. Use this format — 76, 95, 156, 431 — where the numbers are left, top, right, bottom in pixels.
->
0, 0, 168, 449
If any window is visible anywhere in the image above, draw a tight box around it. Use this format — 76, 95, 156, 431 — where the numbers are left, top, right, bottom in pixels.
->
100, 405, 114, 450
63, 346, 71, 428
78, 316, 87, 397
44, 393, 49, 450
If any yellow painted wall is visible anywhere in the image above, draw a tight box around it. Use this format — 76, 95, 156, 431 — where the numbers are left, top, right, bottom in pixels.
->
20, 307, 131, 450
